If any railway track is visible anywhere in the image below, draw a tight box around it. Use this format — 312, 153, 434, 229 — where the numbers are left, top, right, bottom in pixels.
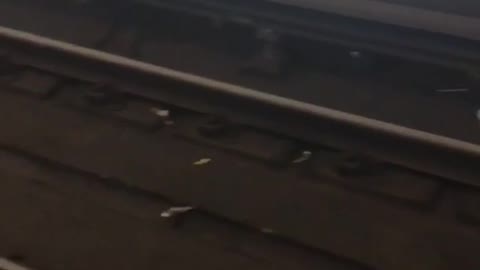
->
0, 25, 479, 186
2, 0, 480, 145
0, 1, 479, 270
129, 0, 480, 69
0, 19, 479, 270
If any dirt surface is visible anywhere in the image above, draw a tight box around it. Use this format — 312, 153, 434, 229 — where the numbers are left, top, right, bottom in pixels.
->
0, 84, 479, 270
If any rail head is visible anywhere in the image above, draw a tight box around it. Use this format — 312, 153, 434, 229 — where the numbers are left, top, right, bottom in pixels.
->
0, 25, 478, 158
270, 0, 480, 42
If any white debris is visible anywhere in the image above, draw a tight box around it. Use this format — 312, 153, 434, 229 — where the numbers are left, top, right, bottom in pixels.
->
161, 206, 195, 218
151, 108, 170, 118
293, 151, 312, 163
151, 107, 175, 126
436, 88, 469, 93
193, 158, 212, 166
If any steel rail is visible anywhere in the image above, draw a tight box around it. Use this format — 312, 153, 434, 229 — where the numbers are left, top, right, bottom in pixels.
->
0, 25, 478, 187
1, 26, 477, 156
271, 0, 480, 42
155, 0, 480, 42
0, 258, 31, 270
134, 0, 480, 74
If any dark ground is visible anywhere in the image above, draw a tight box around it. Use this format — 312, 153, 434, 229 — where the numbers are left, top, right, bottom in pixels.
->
0, 1, 479, 270
0, 79, 479, 270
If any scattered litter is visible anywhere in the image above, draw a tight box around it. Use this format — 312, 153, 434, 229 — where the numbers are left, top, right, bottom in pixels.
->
152, 107, 175, 126
293, 150, 312, 163
193, 158, 212, 166
435, 88, 469, 93
261, 227, 275, 234
161, 206, 195, 218
151, 108, 170, 118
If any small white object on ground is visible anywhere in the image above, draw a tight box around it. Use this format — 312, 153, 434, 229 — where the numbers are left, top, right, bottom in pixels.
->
0, 258, 31, 270
193, 158, 212, 166
161, 206, 195, 218
293, 151, 312, 163
151, 108, 170, 118
151, 107, 175, 125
